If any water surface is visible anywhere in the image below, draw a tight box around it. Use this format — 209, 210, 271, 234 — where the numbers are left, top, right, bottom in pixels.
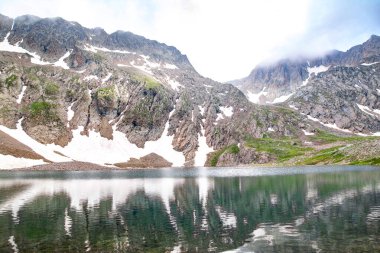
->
0, 166, 380, 252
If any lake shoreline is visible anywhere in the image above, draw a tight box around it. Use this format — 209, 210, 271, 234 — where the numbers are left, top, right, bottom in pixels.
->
1, 161, 300, 171
8, 161, 121, 171
3, 161, 378, 172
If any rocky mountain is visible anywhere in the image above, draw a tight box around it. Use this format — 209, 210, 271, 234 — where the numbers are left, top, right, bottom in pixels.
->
0, 14, 379, 169
0, 13, 316, 169
231, 35, 380, 104
231, 34, 380, 135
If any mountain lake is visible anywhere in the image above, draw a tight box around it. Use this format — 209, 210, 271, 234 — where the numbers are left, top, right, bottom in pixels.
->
0, 166, 380, 252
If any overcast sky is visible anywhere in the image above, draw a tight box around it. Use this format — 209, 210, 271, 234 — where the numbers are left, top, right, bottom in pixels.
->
1, 0, 380, 81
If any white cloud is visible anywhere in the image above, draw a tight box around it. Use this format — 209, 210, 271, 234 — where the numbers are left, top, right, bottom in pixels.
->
0, 0, 379, 82
148, 0, 310, 81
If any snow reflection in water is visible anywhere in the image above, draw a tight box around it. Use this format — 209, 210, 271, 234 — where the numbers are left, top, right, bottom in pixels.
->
0, 167, 380, 252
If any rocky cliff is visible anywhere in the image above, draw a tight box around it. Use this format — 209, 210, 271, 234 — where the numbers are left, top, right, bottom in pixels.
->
0, 14, 379, 169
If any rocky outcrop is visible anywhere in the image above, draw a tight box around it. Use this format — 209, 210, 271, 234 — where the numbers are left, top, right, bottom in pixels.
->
210, 145, 274, 167
114, 153, 172, 168
0, 130, 47, 161
288, 63, 380, 134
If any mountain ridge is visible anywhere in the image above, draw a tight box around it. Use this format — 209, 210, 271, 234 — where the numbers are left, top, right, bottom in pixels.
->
0, 13, 379, 169
231, 34, 380, 104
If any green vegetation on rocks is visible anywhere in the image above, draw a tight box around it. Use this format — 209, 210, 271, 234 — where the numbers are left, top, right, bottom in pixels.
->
131, 73, 161, 90
5, 74, 17, 88
96, 87, 115, 101
29, 101, 58, 121
44, 82, 59, 96
298, 146, 345, 165
310, 130, 377, 144
210, 144, 240, 166
350, 157, 380, 166
92, 53, 104, 63
65, 89, 75, 100
228, 144, 240, 154
245, 137, 312, 162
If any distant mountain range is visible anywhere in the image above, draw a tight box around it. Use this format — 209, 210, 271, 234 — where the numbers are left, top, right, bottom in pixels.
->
231, 35, 380, 104
0, 13, 379, 169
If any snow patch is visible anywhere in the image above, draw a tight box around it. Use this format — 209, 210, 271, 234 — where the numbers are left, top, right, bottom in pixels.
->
83, 44, 97, 53
307, 115, 352, 133
268, 127, 275, 132
289, 104, 298, 110
53, 50, 72, 69
361, 62, 379, 66
302, 129, 315, 136
220, 106, 233, 117
302, 65, 329, 86
199, 106, 205, 116
67, 102, 75, 127
75, 69, 86, 74
271, 93, 294, 103
194, 126, 214, 166
130, 60, 153, 75
15, 39, 23, 47
102, 73, 112, 83
0, 154, 46, 170
16, 85, 27, 104
51, 127, 136, 165
129, 55, 174, 75
163, 63, 178, 69
308, 65, 329, 75
84, 75, 99, 81
51, 110, 185, 166
247, 87, 268, 104
357, 104, 380, 117
0, 30, 50, 65
83, 44, 133, 54
117, 63, 130, 68
216, 113, 224, 122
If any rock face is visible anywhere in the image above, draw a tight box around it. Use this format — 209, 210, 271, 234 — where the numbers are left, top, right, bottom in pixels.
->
231, 35, 380, 136
210, 145, 274, 167
231, 35, 380, 105
288, 63, 380, 134
0, 130, 46, 161
114, 153, 172, 168
0, 13, 379, 169
230, 53, 340, 104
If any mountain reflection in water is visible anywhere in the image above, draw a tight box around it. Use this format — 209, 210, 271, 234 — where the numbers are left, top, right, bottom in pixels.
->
0, 167, 379, 252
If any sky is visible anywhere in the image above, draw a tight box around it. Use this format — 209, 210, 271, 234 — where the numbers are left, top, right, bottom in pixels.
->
1, 0, 380, 82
